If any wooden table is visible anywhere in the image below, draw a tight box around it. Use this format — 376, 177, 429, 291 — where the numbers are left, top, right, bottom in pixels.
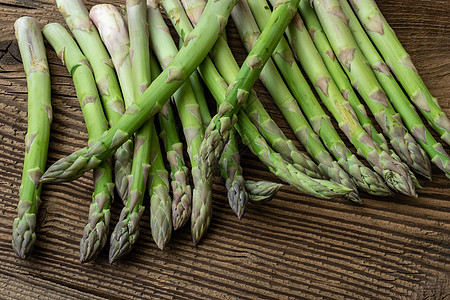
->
1, 0, 449, 299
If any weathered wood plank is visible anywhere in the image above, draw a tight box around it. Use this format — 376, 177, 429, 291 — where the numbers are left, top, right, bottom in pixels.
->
0, 0, 449, 299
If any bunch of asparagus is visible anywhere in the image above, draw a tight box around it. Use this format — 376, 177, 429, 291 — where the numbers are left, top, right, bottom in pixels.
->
12, 0, 449, 262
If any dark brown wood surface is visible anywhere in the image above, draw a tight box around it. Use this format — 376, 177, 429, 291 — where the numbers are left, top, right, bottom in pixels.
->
0, 0, 449, 299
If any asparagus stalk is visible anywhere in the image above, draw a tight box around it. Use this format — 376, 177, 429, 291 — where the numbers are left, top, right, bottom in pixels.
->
250, 1, 411, 196
41, 0, 239, 183
194, 0, 301, 210
180, 0, 344, 204
282, 9, 417, 196
90, 4, 135, 109
163, 0, 303, 240
12, 17, 52, 259
147, 0, 212, 242
311, 0, 431, 181
349, 0, 450, 146
197, 59, 353, 199
55, 0, 132, 201
245, 0, 391, 196
191, 71, 280, 212
228, 0, 360, 202
181, 0, 206, 26
42, 23, 114, 262
109, 0, 154, 263
297, 0, 422, 188
148, 124, 173, 249
339, 0, 450, 179
158, 102, 192, 229
245, 180, 283, 203
173, 0, 325, 178
179, 0, 323, 180
189, 74, 249, 217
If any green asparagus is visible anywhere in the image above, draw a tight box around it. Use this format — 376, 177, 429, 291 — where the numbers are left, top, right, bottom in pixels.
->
158, 102, 192, 229
194, 0, 301, 214
12, 17, 52, 259
43, 23, 114, 263
147, 0, 212, 242
197, 59, 353, 199
349, 0, 450, 146
339, 0, 450, 178
191, 70, 281, 213
90, 4, 135, 109
188, 69, 250, 218
229, 0, 360, 202
297, 0, 422, 188
148, 124, 173, 249
181, 0, 205, 25
246, 180, 283, 203
56, 0, 132, 201
109, 0, 154, 262
41, 0, 239, 183
245, 0, 392, 196
178, 0, 323, 180
252, 0, 412, 196
311, 0, 430, 180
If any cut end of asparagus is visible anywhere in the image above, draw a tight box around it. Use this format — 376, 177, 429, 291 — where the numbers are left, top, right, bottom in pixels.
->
12, 217, 36, 259
246, 180, 283, 204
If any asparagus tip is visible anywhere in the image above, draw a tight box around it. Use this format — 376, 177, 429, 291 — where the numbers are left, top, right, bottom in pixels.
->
12, 229, 36, 259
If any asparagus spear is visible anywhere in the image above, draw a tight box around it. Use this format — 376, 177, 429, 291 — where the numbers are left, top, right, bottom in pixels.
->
181, 0, 206, 26
158, 102, 192, 229
258, 0, 415, 196
108, 0, 154, 262
279, 7, 417, 196
147, 0, 212, 242
90, 4, 135, 109
245, 180, 283, 203
189, 72, 249, 217
339, 0, 450, 179
179, 0, 326, 181
191, 71, 280, 213
12, 17, 52, 259
197, 58, 353, 199
311, 0, 431, 180
148, 124, 173, 249
227, 0, 360, 202
248, 0, 412, 196
163, 0, 303, 241
297, 0, 422, 188
41, 0, 239, 183
42, 23, 113, 262
55, 0, 132, 201
181, 1, 323, 180
194, 0, 301, 209
349, 0, 450, 146
244, 0, 392, 196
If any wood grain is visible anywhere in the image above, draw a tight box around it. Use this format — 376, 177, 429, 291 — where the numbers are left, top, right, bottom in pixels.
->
0, 0, 449, 299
